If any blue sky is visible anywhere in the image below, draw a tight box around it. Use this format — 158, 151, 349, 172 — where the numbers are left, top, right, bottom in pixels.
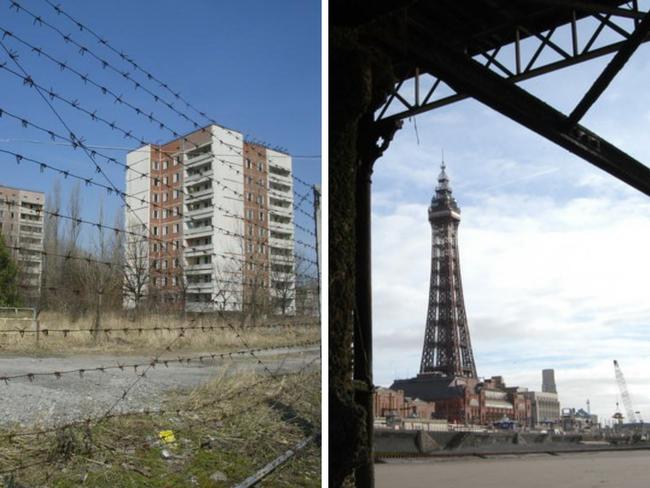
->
0, 0, 320, 256
372, 12, 650, 424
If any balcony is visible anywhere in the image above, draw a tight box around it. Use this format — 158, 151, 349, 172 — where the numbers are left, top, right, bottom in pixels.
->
187, 281, 214, 292
269, 181, 292, 193
19, 207, 44, 218
185, 205, 213, 220
184, 243, 213, 257
269, 197, 292, 211
185, 169, 213, 184
18, 254, 42, 263
270, 236, 293, 250
185, 225, 212, 238
269, 164, 291, 178
186, 186, 212, 200
269, 222, 293, 237
185, 150, 212, 167
18, 241, 42, 251
19, 229, 42, 238
185, 262, 213, 273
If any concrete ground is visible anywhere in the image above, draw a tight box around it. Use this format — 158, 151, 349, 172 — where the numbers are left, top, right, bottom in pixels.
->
376, 450, 650, 488
0, 346, 319, 429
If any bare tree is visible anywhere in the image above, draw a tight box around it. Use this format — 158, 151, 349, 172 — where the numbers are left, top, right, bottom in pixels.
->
294, 253, 319, 318
79, 199, 121, 338
122, 234, 149, 317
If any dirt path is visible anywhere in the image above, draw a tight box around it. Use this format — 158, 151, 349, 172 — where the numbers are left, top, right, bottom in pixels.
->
0, 346, 319, 429
376, 450, 650, 488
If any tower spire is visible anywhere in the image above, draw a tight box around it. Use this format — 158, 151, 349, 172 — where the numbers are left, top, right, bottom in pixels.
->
420, 159, 477, 378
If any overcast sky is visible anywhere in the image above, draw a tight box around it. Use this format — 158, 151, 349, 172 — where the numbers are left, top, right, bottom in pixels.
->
371, 22, 650, 424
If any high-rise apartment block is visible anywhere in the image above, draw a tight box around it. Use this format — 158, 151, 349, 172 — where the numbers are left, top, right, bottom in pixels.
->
124, 125, 295, 313
0, 185, 45, 302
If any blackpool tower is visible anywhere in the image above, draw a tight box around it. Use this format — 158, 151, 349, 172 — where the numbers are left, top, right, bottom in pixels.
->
419, 162, 477, 378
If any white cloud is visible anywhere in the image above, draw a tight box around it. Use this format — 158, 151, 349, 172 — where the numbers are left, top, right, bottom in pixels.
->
373, 189, 650, 422
370, 42, 650, 424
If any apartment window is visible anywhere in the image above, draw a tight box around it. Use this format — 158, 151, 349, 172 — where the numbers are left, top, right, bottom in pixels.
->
153, 226, 158, 236
172, 276, 177, 286
173, 157, 179, 166
162, 260, 168, 270
247, 242, 253, 253
259, 227, 264, 237
163, 160, 168, 170
163, 176, 168, 185
173, 173, 180, 183
163, 226, 169, 236
248, 224, 253, 236
163, 276, 168, 286
153, 161, 159, 170
153, 243, 158, 252
173, 190, 180, 199
257, 195, 263, 205
258, 162, 264, 172
174, 206, 180, 216
259, 211, 264, 221
153, 277, 158, 286
246, 158, 251, 169
153, 210, 159, 219
173, 224, 179, 234
163, 192, 168, 202
153, 193, 159, 203
246, 209, 253, 220
247, 192, 252, 202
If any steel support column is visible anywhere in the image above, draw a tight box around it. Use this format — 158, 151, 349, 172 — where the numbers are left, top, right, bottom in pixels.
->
354, 115, 402, 488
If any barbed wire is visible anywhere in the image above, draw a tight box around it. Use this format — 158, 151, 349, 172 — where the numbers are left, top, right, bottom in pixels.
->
0, 197, 316, 274
3, 2, 319, 212
0, 59, 152, 147
0, 341, 319, 384
6, 244, 306, 291
0, 107, 318, 246
6, 0, 304, 158
0, 27, 189, 142
0, 2, 321, 481
0, 36, 162, 255
38, 0, 297, 155
0, 352, 320, 452
6, 0, 227, 139
0, 376, 321, 487
0, 172, 316, 267
0, 321, 319, 336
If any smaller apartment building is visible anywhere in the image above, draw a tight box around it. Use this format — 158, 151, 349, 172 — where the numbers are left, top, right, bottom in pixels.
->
125, 125, 295, 314
0, 185, 45, 302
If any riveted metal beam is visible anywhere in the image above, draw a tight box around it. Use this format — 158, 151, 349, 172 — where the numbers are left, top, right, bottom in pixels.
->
402, 22, 650, 197
568, 10, 650, 125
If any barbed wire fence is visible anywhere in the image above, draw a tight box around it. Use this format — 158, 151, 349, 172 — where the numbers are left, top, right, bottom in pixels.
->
0, 0, 321, 485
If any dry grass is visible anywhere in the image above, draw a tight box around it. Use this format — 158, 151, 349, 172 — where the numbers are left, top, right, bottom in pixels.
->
0, 366, 321, 487
0, 311, 320, 354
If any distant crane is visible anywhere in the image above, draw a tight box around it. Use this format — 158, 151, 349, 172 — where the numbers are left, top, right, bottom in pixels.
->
613, 360, 639, 423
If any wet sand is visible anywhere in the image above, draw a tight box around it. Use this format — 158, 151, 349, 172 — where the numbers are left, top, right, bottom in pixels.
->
376, 450, 650, 488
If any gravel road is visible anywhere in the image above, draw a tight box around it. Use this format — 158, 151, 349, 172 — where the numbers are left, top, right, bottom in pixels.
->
0, 346, 319, 429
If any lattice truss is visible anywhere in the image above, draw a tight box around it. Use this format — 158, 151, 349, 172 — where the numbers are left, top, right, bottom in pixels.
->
377, 1, 649, 123
419, 170, 477, 378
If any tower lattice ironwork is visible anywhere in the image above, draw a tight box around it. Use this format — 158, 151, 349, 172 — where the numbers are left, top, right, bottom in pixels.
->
419, 162, 477, 378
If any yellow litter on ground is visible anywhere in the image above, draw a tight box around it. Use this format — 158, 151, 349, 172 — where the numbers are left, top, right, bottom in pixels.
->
159, 430, 176, 444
